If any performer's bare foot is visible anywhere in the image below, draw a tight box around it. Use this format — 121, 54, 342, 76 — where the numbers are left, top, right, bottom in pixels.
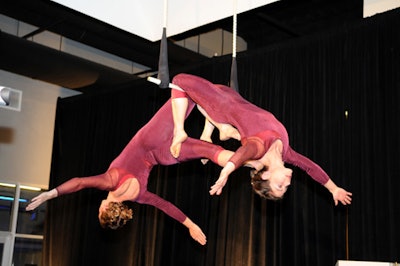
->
219, 124, 241, 141
200, 135, 213, 143
170, 130, 188, 158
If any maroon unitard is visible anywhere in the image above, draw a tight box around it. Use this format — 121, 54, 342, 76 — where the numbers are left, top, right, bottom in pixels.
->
172, 73, 330, 185
56, 98, 224, 223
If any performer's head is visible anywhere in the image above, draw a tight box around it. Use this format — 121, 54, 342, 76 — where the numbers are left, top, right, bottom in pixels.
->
98, 201, 133, 229
250, 166, 292, 200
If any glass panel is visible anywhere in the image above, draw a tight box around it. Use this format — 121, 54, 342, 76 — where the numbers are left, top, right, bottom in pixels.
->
0, 184, 15, 231
17, 189, 46, 235
13, 238, 42, 266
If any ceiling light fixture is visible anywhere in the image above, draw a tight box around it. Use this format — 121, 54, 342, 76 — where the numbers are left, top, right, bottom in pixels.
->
0, 86, 22, 111
0, 86, 10, 106
0, 183, 42, 191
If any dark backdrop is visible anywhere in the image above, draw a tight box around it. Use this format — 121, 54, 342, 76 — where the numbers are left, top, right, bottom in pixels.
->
43, 8, 400, 266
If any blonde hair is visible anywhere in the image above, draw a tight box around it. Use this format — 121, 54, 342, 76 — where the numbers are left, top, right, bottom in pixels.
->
98, 202, 133, 229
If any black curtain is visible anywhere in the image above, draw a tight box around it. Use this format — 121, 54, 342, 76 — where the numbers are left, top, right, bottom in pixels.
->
44, 8, 400, 266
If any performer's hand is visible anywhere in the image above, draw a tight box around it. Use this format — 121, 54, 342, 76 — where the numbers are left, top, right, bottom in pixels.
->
209, 175, 228, 195
331, 187, 352, 206
189, 224, 207, 245
183, 218, 207, 245
26, 189, 57, 211
324, 179, 352, 206
210, 162, 235, 195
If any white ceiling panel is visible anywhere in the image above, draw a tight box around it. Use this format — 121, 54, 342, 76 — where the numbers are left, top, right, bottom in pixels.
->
52, 0, 277, 41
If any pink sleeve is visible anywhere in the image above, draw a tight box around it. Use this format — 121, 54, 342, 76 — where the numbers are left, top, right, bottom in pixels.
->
56, 171, 117, 196
284, 147, 330, 185
136, 191, 187, 223
228, 137, 266, 169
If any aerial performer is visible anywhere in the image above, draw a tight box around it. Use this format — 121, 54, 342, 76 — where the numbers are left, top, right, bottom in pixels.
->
26, 95, 245, 245
168, 73, 352, 206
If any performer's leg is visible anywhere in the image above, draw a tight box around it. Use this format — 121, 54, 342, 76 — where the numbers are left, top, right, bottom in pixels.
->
180, 138, 234, 167
171, 96, 188, 158
199, 118, 215, 164
197, 105, 241, 141
200, 118, 215, 143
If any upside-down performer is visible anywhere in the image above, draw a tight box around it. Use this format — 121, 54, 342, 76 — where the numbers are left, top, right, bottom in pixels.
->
169, 73, 352, 206
26, 96, 243, 245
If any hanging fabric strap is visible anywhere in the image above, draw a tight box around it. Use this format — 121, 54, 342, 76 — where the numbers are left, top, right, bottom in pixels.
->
230, 0, 239, 92
157, 0, 170, 88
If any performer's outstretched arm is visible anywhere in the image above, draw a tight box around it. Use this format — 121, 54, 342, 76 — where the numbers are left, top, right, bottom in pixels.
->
285, 147, 352, 205
26, 188, 58, 211
26, 171, 116, 211
210, 138, 265, 195
138, 191, 207, 245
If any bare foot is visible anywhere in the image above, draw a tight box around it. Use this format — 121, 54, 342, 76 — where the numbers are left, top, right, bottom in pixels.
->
200, 136, 213, 143
170, 131, 188, 158
219, 124, 241, 141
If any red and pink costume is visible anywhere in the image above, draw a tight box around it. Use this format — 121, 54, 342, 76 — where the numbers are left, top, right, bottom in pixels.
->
172, 73, 330, 185
55, 98, 224, 223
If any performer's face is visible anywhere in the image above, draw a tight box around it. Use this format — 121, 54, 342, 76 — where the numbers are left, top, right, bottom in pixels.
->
264, 167, 292, 198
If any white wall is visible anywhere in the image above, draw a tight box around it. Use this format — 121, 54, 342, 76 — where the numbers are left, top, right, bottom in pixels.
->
0, 13, 135, 190
0, 70, 80, 189
364, 0, 400, 17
